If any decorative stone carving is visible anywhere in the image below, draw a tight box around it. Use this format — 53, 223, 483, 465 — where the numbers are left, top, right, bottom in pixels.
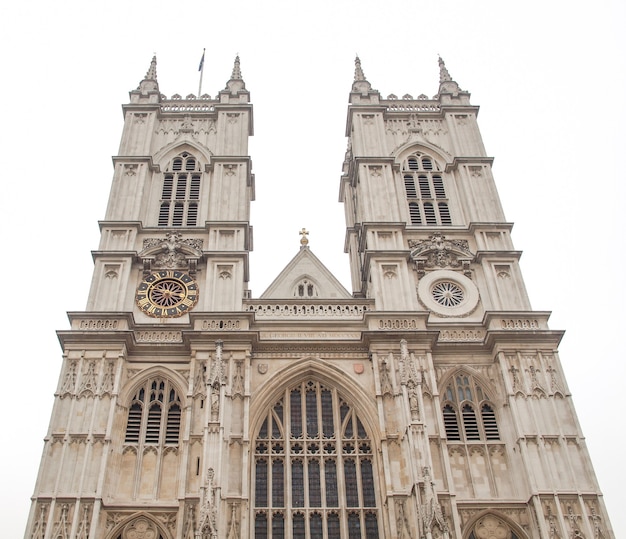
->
75, 504, 92, 539
227, 503, 240, 539
197, 468, 218, 538
565, 504, 585, 538
527, 365, 546, 397
509, 365, 523, 395
141, 232, 203, 272
30, 503, 48, 539
122, 517, 159, 539
546, 365, 565, 396
183, 503, 196, 539
231, 359, 244, 399
208, 341, 225, 387
194, 359, 207, 397
50, 504, 71, 539
420, 467, 449, 539
472, 515, 511, 539
379, 355, 394, 397
588, 503, 606, 539
395, 498, 412, 538
544, 503, 562, 539
60, 359, 77, 395
409, 232, 474, 278
78, 359, 98, 397
99, 360, 116, 395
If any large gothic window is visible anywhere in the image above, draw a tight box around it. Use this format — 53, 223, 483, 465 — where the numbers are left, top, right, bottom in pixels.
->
253, 380, 379, 538
441, 372, 499, 442
124, 377, 182, 448
403, 153, 452, 226
158, 152, 202, 227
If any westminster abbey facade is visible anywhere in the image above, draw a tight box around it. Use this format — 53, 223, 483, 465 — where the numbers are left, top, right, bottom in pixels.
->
25, 55, 614, 539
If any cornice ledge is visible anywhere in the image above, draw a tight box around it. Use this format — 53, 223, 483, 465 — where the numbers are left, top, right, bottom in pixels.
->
474, 250, 523, 262
445, 156, 494, 172
467, 222, 514, 233
112, 155, 160, 173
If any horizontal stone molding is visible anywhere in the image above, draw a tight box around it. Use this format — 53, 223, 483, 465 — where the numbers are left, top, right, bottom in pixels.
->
200, 319, 242, 330
438, 329, 484, 342
248, 303, 368, 319
135, 330, 182, 343
500, 319, 540, 330
260, 331, 361, 340
376, 318, 420, 330
77, 319, 124, 330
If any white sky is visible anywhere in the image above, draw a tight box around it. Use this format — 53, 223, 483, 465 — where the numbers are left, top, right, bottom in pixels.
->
1, 0, 624, 537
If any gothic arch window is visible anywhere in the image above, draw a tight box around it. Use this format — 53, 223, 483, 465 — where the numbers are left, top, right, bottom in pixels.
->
403, 152, 452, 226
158, 152, 202, 226
111, 516, 167, 539
293, 278, 318, 298
124, 377, 182, 448
441, 372, 499, 442
467, 514, 522, 539
253, 380, 380, 538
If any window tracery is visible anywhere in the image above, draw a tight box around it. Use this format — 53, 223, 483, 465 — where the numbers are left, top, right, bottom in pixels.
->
403, 152, 451, 226
293, 278, 318, 298
253, 380, 379, 538
158, 152, 202, 227
124, 377, 182, 448
441, 372, 499, 442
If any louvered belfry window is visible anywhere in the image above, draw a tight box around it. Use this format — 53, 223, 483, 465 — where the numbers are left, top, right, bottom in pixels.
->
403, 153, 452, 226
253, 381, 379, 538
158, 152, 201, 227
441, 373, 500, 442
124, 377, 182, 447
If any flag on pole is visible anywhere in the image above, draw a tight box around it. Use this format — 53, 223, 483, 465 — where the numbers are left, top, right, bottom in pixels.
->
198, 50, 205, 72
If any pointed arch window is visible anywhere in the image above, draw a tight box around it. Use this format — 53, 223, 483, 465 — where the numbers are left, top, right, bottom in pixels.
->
293, 278, 318, 298
124, 377, 182, 448
441, 373, 499, 442
403, 153, 452, 226
158, 152, 203, 226
253, 380, 380, 538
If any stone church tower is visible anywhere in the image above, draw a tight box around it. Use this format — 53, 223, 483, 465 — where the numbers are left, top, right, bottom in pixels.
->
25, 56, 613, 539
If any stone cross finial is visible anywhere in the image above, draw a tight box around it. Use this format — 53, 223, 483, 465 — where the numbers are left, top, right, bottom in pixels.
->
299, 228, 309, 246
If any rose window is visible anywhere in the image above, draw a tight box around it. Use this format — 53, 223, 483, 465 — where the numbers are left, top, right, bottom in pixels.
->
431, 281, 464, 307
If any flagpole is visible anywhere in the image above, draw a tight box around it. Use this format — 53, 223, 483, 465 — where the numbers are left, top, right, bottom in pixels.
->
198, 48, 206, 97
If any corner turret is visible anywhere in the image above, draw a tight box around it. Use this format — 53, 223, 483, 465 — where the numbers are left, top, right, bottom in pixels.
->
436, 56, 471, 105
349, 56, 380, 105
220, 55, 250, 104
129, 55, 162, 104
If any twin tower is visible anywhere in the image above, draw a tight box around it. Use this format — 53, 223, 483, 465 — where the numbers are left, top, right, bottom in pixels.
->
25, 56, 613, 539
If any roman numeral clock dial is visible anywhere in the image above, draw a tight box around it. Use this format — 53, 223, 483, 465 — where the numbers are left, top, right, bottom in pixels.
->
135, 270, 199, 318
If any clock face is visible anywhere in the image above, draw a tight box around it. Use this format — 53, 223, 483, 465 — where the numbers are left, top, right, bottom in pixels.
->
136, 270, 199, 318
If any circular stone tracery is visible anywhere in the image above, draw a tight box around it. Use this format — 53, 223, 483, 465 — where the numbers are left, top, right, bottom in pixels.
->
431, 281, 464, 307
149, 278, 186, 307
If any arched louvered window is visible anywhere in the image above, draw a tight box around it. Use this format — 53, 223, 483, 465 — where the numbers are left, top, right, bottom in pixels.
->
124, 377, 182, 447
253, 381, 380, 538
158, 152, 203, 226
442, 372, 499, 442
403, 153, 452, 226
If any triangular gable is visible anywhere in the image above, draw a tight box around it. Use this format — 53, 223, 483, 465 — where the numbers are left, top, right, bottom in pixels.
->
260, 247, 352, 299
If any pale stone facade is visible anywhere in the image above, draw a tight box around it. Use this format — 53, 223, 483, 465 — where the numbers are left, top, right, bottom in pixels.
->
25, 56, 614, 539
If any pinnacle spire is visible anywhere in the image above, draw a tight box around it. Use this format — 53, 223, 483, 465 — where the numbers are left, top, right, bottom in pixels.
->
224, 54, 248, 98
135, 54, 160, 96
436, 56, 465, 100
354, 55, 366, 82
231, 55, 242, 80
351, 55, 374, 97
145, 55, 158, 81
438, 56, 452, 83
